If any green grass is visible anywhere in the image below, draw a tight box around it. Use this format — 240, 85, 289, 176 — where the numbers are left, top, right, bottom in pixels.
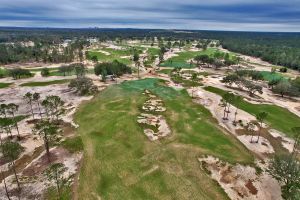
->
0, 68, 9, 78
0, 115, 28, 126
204, 86, 300, 138
157, 68, 173, 75
88, 48, 133, 65
0, 82, 13, 88
147, 48, 160, 57
160, 51, 201, 68
44, 186, 72, 200
160, 48, 236, 69
75, 78, 253, 200
61, 136, 84, 153
29, 67, 60, 72
20, 79, 71, 87
259, 71, 286, 82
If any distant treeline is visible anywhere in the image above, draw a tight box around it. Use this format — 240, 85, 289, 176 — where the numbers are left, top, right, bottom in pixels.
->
0, 28, 299, 70
0, 39, 88, 64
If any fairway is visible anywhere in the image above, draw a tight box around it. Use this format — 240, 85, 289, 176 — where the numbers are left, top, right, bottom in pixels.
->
204, 86, 300, 138
75, 78, 252, 200
87, 48, 134, 65
20, 79, 71, 87
0, 82, 12, 88
160, 48, 236, 68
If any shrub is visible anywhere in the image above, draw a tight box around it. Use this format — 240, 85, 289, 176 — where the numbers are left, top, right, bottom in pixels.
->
279, 67, 287, 73
41, 67, 50, 77
68, 77, 98, 96
94, 60, 131, 76
8, 68, 32, 79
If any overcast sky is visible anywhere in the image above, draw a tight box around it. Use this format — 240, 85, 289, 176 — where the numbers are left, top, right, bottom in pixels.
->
1, 0, 300, 32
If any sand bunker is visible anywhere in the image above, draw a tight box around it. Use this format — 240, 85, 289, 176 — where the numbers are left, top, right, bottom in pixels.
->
137, 90, 171, 141
269, 129, 295, 153
237, 135, 275, 155
199, 156, 282, 200
137, 113, 171, 141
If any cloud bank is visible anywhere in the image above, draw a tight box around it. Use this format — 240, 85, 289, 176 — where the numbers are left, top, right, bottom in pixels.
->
1, 0, 300, 31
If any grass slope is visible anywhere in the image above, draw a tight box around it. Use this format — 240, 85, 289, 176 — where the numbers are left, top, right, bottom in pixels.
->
20, 79, 71, 87
204, 86, 300, 138
75, 78, 252, 200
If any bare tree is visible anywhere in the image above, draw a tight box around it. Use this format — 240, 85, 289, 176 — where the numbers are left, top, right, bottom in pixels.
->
7, 103, 20, 139
33, 92, 43, 119
255, 112, 268, 143
24, 92, 35, 119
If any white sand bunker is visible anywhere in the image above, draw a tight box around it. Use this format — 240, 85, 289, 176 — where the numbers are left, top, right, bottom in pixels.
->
142, 90, 166, 112
138, 90, 171, 141
199, 156, 282, 200
237, 135, 275, 155
137, 113, 171, 141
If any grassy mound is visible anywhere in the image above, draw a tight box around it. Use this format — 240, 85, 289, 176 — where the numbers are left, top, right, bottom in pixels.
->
75, 78, 252, 200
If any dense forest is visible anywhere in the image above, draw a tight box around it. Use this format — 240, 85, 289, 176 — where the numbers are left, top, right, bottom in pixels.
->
0, 27, 299, 70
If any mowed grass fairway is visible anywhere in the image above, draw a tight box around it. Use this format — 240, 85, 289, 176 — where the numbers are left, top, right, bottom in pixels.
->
204, 86, 300, 138
87, 48, 134, 65
20, 79, 71, 87
75, 79, 253, 200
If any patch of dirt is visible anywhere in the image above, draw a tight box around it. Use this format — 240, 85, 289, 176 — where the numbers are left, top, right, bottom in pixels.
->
245, 179, 258, 195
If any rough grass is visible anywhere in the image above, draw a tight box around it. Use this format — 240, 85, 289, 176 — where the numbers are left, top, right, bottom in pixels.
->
61, 136, 84, 153
204, 86, 300, 138
0, 82, 13, 88
20, 79, 71, 87
75, 78, 253, 200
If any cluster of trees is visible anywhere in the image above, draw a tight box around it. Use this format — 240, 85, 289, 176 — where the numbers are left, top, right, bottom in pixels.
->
222, 36, 300, 71
194, 52, 239, 69
270, 78, 300, 97
0, 39, 88, 64
8, 68, 32, 79
222, 73, 263, 96
94, 60, 132, 77
68, 63, 98, 95
0, 92, 66, 198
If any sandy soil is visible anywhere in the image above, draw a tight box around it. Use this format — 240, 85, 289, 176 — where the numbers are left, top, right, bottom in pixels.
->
199, 156, 282, 200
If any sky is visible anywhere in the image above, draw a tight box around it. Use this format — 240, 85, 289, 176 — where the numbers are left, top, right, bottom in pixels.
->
0, 0, 300, 32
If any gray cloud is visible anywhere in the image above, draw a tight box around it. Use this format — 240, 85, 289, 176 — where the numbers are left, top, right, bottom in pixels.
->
0, 0, 300, 31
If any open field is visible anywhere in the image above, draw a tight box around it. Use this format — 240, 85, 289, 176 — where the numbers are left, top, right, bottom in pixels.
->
204, 86, 300, 138
75, 78, 253, 200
